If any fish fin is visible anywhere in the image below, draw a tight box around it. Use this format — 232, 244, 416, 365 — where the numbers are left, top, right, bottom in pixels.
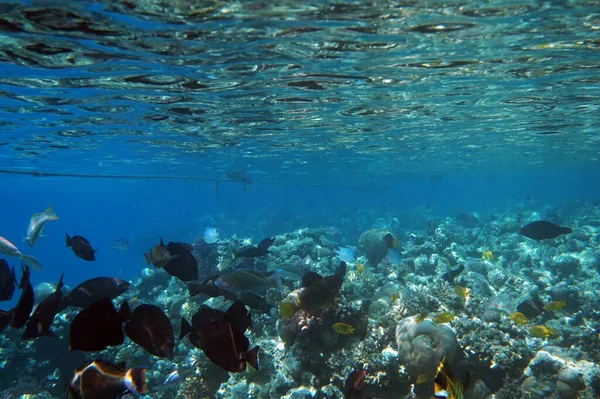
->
44, 205, 59, 220
125, 367, 148, 394
20, 254, 41, 271
335, 261, 347, 277
55, 274, 64, 291
160, 238, 165, 247
244, 346, 260, 371
143, 253, 152, 264
179, 317, 192, 340
65, 233, 71, 247
268, 270, 283, 290
119, 301, 133, 321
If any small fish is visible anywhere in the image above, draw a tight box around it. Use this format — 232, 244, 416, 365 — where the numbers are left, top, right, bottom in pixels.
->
415, 312, 429, 324
69, 298, 128, 352
389, 293, 399, 303
232, 237, 275, 259
163, 370, 180, 386
66, 233, 96, 261
144, 239, 179, 269
334, 246, 357, 264
384, 247, 402, 266
356, 262, 364, 274
416, 373, 428, 384
454, 286, 469, 299
344, 368, 366, 399
433, 312, 456, 324
509, 312, 529, 326
529, 325, 558, 338
0, 259, 16, 302
215, 269, 282, 294
383, 233, 398, 248
125, 304, 174, 359
332, 322, 355, 335
434, 355, 463, 399
22, 273, 64, 340
520, 221, 573, 240
59, 277, 130, 311
543, 301, 567, 312
481, 250, 495, 262
111, 238, 130, 252
24, 205, 58, 247
441, 265, 464, 283
202, 227, 219, 244
67, 360, 147, 399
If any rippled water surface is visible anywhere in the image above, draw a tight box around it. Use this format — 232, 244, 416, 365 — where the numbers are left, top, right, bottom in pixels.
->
0, 0, 599, 183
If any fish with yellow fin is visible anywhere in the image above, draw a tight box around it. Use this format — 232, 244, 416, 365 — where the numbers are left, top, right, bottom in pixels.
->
453, 286, 469, 299
433, 355, 463, 399
389, 293, 399, 303
414, 311, 429, 324
529, 325, 559, 338
356, 262, 364, 275
509, 312, 528, 326
415, 373, 428, 384
433, 312, 456, 324
543, 301, 566, 312
332, 322, 355, 335
481, 250, 495, 262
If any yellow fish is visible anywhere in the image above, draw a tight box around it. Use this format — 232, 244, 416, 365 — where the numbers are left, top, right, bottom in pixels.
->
415, 311, 429, 324
543, 301, 566, 312
279, 299, 299, 319
332, 322, 355, 335
529, 325, 558, 338
454, 286, 469, 299
415, 373, 428, 384
389, 294, 399, 303
433, 312, 456, 324
509, 312, 529, 326
481, 250, 495, 262
356, 262, 364, 274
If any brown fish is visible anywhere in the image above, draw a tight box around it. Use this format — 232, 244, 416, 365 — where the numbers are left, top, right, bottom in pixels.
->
125, 304, 174, 359
344, 368, 366, 399
22, 273, 64, 340
11, 265, 34, 329
59, 277, 130, 311
144, 239, 178, 269
69, 298, 128, 352
0, 259, 16, 301
202, 321, 259, 372
66, 234, 96, 261
163, 241, 198, 282
67, 359, 147, 399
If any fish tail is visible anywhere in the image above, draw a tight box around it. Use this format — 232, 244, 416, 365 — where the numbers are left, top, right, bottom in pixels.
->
125, 367, 147, 394
119, 301, 133, 321
20, 254, 41, 271
143, 253, 151, 264
56, 273, 64, 291
245, 346, 260, 371
269, 269, 283, 290
179, 317, 192, 340
65, 233, 72, 247
44, 205, 59, 220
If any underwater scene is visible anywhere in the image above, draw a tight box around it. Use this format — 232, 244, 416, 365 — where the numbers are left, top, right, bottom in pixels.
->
1, 0, 600, 398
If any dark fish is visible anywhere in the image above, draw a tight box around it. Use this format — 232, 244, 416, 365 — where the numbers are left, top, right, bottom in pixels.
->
202, 321, 259, 372
69, 298, 127, 352
517, 299, 544, 319
441, 264, 465, 283
66, 233, 96, 261
0, 308, 13, 332
22, 273, 64, 340
144, 238, 178, 269
67, 359, 147, 399
232, 237, 275, 259
344, 368, 366, 399
302, 271, 324, 288
383, 233, 396, 248
59, 277, 130, 311
0, 259, 16, 301
520, 221, 573, 240
215, 269, 282, 294
187, 275, 237, 302
238, 292, 275, 316
163, 241, 198, 282
298, 262, 346, 312
224, 300, 252, 333
125, 304, 174, 359
11, 265, 34, 329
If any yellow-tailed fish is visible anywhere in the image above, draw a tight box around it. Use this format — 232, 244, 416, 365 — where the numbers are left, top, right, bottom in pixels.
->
415, 312, 429, 324
279, 300, 299, 319
416, 374, 428, 384
356, 262, 364, 274
453, 286, 469, 299
529, 325, 558, 338
389, 293, 399, 303
332, 322, 355, 335
543, 301, 566, 312
24, 205, 59, 247
481, 250, 495, 262
509, 312, 529, 326
433, 312, 456, 324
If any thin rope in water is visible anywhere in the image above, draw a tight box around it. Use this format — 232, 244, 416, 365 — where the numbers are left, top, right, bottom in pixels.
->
0, 168, 370, 189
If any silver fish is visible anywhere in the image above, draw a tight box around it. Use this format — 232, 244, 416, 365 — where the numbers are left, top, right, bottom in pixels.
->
24, 205, 59, 247
0, 237, 42, 271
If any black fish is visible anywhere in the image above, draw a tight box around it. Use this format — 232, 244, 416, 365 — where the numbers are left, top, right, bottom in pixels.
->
202, 321, 259, 372
163, 241, 198, 282
0, 259, 16, 301
441, 264, 465, 283
22, 273, 64, 340
232, 237, 275, 259
187, 275, 237, 301
0, 308, 13, 332
520, 221, 573, 240
298, 261, 346, 312
11, 265, 34, 329
66, 233, 96, 261
238, 292, 275, 317
59, 277, 130, 311
344, 368, 366, 399
125, 304, 174, 359
67, 359, 147, 399
224, 300, 252, 332
383, 233, 396, 248
69, 298, 127, 352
